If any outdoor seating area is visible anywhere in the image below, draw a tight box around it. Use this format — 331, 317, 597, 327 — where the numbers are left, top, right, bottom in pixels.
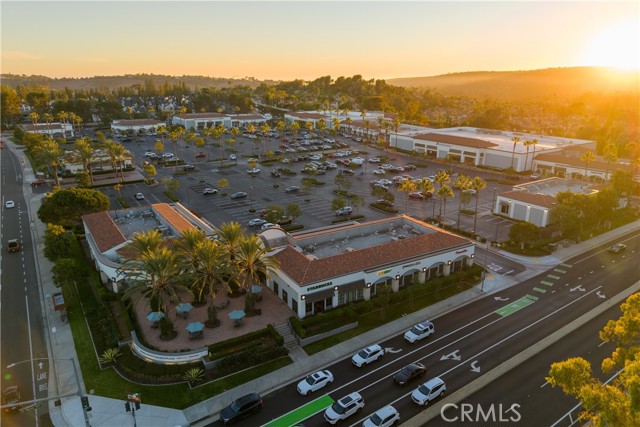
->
134, 286, 293, 352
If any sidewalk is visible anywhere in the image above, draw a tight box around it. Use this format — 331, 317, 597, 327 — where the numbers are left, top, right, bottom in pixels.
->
9, 134, 638, 426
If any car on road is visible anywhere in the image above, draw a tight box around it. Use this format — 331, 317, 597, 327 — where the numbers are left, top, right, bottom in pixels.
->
230, 192, 248, 200
362, 405, 400, 427
247, 168, 261, 175
195, 152, 206, 158
183, 164, 195, 171
2, 386, 22, 413
219, 392, 262, 426
202, 187, 218, 195
352, 344, 384, 367
248, 218, 267, 227
411, 377, 446, 406
296, 370, 334, 395
5, 200, 15, 208
324, 392, 364, 424
393, 362, 427, 386
404, 164, 417, 171
404, 321, 435, 343
229, 154, 237, 161
335, 206, 353, 216
134, 193, 145, 200
6, 239, 20, 253
609, 243, 627, 254
285, 185, 300, 193
30, 179, 49, 187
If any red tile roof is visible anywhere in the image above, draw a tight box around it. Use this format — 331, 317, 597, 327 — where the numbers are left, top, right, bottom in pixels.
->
273, 231, 471, 286
414, 133, 498, 148
152, 203, 196, 234
500, 191, 557, 207
289, 112, 327, 120
534, 153, 634, 173
113, 119, 163, 126
82, 211, 126, 253
174, 113, 226, 119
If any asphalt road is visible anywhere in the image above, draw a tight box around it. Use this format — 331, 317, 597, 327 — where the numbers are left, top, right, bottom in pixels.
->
0, 144, 50, 426
203, 231, 638, 427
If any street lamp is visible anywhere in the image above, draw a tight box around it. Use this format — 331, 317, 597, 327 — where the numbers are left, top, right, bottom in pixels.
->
6, 357, 91, 427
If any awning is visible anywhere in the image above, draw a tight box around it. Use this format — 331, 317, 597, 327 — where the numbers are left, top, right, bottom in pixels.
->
302, 288, 334, 302
338, 279, 366, 293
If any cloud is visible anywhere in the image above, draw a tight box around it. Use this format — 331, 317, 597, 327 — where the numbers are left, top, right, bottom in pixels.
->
2, 50, 44, 61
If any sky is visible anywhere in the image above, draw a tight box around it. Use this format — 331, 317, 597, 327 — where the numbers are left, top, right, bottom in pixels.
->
1, 1, 638, 81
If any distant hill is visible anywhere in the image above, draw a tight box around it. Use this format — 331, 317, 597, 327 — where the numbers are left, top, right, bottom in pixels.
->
0, 73, 276, 91
386, 67, 639, 100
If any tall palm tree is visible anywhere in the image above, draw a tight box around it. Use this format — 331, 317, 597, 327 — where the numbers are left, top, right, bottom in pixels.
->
157, 125, 167, 148
434, 170, 450, 225
529, 138, 538, 172
523, 139, 533, 171
416, 178, 435, 219
74, 137, 95, 185
234, 234, 280, 296
189, 239, 232, 302
376, 116, 385, 141
603, 142, 618, 180
471, 176, 487, 234
510, 136, 521, 170
437, 185, 454, 226
247, 123, 257, 155
216, 222, 246, 255
453, 175, 473, 229
35, 139, 62, 187
276, 120, 286, 146
260, 122, 271, 155
290, 121, 300, 142
129, 229, 163, 255
105, 139, 127, 180
305, 121, 314, 136
580, 151, 596, 180
29, 111, 40, 128
398, 179, 417, 214
364, 119, 371, 142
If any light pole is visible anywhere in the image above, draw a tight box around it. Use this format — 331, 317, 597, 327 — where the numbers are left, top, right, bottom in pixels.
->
6, 357, 91, 427
492, 187, 497, 212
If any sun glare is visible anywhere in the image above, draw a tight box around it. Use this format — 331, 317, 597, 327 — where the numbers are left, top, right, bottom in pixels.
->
580, 20, 640, 70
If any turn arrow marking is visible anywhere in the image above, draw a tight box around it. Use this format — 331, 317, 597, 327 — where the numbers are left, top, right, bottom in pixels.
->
494, 296, 509, 301
596, 291, 606, 299
38, 362, 44, 370
570, 285, 585, 292
440, 350, 461, 361
470, 360, 481, 373
385, 347, 402, 354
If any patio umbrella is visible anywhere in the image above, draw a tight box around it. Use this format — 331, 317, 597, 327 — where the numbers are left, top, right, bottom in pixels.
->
251, 285, 263, 294
185, 322, 205, 333
228, 310, 246, 320
146, 311, 165, 322
175, 302, 193, 313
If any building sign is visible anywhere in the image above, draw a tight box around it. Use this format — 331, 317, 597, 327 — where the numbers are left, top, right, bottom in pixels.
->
402, 261, 420, 269
307, 281, 333, 291
376, 268, 392, 276
455, 249, 468, 254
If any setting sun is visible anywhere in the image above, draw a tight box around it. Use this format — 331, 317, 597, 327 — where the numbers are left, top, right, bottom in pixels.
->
580, 19, 639, 70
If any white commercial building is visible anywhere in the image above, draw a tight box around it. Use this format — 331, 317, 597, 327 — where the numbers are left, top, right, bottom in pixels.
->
111, 119, 165, 135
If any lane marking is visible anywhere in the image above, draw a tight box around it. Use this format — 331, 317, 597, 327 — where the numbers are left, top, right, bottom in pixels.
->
553, 268, 567, 274
540, 281, 554, 286
495, 294, 539, 317
533, 287, 547, 294
561, 263, 572, 267
548, 274, 561, 280
263, 394, 334, 427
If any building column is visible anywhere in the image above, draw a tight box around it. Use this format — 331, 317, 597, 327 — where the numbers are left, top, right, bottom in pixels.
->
466, 257, 474, 268
443, 263, 451, 277
333, 287, 339, 307
418, 270, 426, 283
363, 287, 371, 301
392, 277, 400, 292
525, 204, 531, 222
299, 298, 306, 319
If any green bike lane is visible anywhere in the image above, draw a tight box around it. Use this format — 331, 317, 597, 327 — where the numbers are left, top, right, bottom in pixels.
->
262, 394, 334, 427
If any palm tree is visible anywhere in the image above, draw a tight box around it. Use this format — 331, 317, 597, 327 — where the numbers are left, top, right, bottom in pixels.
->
260, 123, 271, 155
523, 139, 533, 171
471, 176, 487, 234
364, 119, 371, 142
416, 178, 435, 219
105, 139, 127, 180
291, 121, 300, 143
29, 111, 40, 128
129, 229, 164, 255
580, 151, 596, 180
603, 142, 618, 180
398, 179, 417, 214
247, 123, 257, 155
234, 234, 280, 298
453, 175, 473, 229
35, 139, 63, 187
529, 138, 538, 172
276, 121, 286, 145
437, 185, 454, 226
434, 170, 450, 225
510, 136, 521, 170
216, 222, 245, 255
157, 125, 166, 148
305, 121, 314, 136
74, 137, 95, 185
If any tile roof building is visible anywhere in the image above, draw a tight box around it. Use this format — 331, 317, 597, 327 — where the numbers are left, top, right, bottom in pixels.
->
21, 122, 74, 138
171, 112, 267, 130
111, 119, 164, 134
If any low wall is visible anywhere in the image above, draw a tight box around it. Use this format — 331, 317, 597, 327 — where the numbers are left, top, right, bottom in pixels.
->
129, 331, 208, 364
296, 322, 359, 347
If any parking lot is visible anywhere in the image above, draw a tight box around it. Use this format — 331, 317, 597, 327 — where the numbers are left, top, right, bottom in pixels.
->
95, 130, 515, 242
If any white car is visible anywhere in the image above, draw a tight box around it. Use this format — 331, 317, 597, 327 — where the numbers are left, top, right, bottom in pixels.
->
380, 164, 394, 170
162, 152, 174, 158
363, 405, 400, 427
5, 200, 15, 209
369, 157, 381, 163
324, 392, 364, 424
404, 321, 435, 343
260, 222, 280, 230
411, 377, 446, 406
310, 154, 322, 161
144, 151, 155, 157
134, 193, 145, 200
229, 154, 237, 160
351, 157, 365, 165
247, 168, 261, 175
202, 188, 218, 195
372, 169, 385, 175
296, 370, 334, 395
352, 344, 384, 367
248, 218, 267, 227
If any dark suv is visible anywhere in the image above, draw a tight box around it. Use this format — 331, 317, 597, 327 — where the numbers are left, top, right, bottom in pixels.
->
220, 393, 262, 425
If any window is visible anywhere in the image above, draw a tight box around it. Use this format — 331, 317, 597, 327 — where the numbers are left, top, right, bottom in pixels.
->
292, 299, 298, 313
282, 290, 288, 305
273, 281, 279, 296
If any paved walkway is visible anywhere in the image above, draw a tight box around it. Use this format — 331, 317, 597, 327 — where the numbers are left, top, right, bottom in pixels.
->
5, 137, 638, 426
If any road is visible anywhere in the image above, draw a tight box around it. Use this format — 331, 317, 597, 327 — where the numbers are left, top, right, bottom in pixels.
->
203, 231, 638, 427
0, 143, 51, 426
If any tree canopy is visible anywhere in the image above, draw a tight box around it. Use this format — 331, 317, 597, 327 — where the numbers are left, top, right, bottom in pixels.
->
38, 188, 110, 227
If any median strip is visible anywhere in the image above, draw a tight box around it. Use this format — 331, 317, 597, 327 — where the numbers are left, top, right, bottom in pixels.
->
263, 394, 334, 427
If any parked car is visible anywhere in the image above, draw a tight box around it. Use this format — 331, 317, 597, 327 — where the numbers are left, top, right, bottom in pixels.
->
352, 344, 384, 367
362, 405, 400, 427
464, 189, 477, 196
297, 370, 334, 395
230, 192, 248, 199
202, 187, 218, 195
285, 185, 300, 193
247, 168, 261, 175
404, 321, 435, 343
30, 179, 49, 187
609, 243, 627, 254
229, 154, 237, 161
248, 218, 267, 227
409, 191, 430, 200
2, 386, 22, 413
6, 239, 20, 253
261, 222, 281, 230
369, 157, 381, 163
5, 200, 15, 208
324, 392, 364, 424
372, 169, 385, 175
404, 164, 417, 170
144, 151, 155, 157
529, 173, 541, 179
335, 206, 353, 216
376, 199, 394, 208
338, 169, 355, 176
162, 152, 174, 158
411, 377, 446, 406
195, 152, 206, 158
393, 362, 427, 386
134, 193, 145, 200
183, 164, 195, 171
219, 393, 262, 426
271, 170, 282, 177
